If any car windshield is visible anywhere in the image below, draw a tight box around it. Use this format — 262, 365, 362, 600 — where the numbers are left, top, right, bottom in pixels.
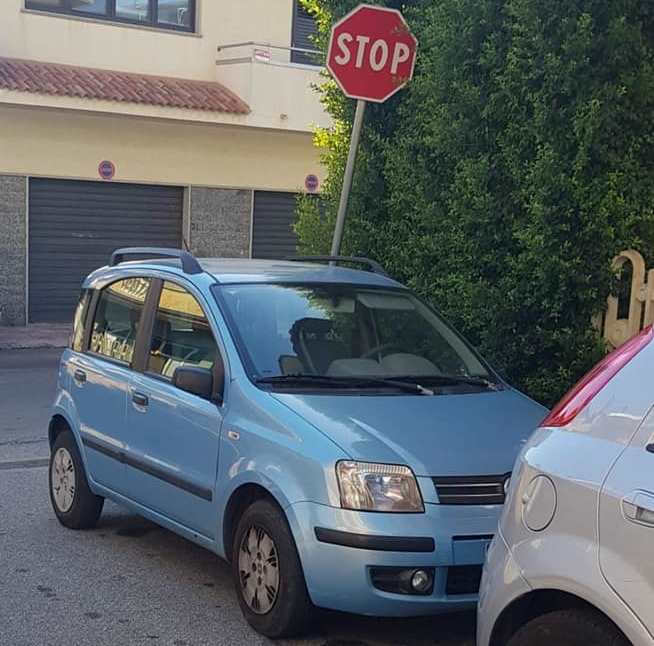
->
215, 283, 492, 382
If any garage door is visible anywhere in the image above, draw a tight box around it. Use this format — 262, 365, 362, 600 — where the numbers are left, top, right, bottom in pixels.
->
251, 191, 299, 260
29, 178, 183, 323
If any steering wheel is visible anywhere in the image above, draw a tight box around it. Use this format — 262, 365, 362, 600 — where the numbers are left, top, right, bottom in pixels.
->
360, 342, 403, 360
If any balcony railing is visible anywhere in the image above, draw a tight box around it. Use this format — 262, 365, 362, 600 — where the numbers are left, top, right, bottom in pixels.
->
215, 42, 329, 132
217, 41, 324, 68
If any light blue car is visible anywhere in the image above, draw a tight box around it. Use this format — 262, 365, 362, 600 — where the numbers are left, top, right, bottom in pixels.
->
48, 248, 546, 638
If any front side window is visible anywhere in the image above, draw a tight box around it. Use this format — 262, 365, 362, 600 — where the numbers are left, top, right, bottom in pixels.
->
147, 281, 218, 379
90, 277, 150, 364
216, 284, 492, 384
26, 0, 196, 32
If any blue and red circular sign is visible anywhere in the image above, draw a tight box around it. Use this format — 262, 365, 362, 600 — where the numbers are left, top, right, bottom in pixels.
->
98, 160, 116, 180
305, 174, 320, 193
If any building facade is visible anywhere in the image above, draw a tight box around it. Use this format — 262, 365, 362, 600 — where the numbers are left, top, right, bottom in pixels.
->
0, 0, 327, 325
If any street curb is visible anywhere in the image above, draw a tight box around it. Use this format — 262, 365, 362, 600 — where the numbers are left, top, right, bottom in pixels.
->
0, 324, 70, 351
0, 344, 67, 351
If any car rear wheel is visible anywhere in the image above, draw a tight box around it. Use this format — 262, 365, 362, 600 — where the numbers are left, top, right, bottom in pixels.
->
232, 499, 313, 638
49, 430, 104, 529
507, 608, 629, 646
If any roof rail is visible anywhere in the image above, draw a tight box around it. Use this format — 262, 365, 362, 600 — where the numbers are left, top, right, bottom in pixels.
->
110, 247, 203, 275
286, 255, 389, 277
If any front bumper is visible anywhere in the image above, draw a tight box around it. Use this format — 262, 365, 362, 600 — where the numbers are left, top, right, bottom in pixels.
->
286, 500, 502, 616
476, 531, 531, 646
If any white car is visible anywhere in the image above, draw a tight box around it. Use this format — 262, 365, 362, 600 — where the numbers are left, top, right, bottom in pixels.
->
478, 326, 654, 646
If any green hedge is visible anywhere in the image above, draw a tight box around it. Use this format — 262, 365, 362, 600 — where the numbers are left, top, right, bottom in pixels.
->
297, 0, 654, 406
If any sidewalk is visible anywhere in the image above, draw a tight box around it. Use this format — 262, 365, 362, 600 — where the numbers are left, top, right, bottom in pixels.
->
0, 324, 69, 350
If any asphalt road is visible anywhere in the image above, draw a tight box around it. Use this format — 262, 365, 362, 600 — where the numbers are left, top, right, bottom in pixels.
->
0, 348, 61, 464
0, 349, 475, 646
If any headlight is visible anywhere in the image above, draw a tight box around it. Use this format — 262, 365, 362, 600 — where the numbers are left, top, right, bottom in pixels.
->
336, 461, 424, 513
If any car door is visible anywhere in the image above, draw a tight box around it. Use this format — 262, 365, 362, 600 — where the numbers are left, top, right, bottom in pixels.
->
599, 404, 654, 631
69, 276, 151, 495
124, 279, 224, 539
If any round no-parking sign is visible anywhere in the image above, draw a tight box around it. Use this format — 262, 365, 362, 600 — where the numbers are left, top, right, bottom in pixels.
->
305, 174, 320, 193
98, 160, 116, 181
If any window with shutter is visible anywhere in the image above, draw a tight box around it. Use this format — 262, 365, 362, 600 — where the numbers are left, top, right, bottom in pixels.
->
291, 1, 319, 65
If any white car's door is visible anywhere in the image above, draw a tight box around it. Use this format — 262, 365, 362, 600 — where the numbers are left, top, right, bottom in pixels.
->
599, 404, 654, 632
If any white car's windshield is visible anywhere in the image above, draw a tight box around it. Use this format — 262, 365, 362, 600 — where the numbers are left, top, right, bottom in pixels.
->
216, 283, 492, 382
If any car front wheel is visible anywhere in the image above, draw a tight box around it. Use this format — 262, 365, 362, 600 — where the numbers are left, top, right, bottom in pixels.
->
49, 429, 104, 529
232, 499, 313, 638
507, 608, 629, 646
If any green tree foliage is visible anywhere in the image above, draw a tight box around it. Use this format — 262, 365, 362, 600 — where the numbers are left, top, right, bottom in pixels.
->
297, 0, 654, 405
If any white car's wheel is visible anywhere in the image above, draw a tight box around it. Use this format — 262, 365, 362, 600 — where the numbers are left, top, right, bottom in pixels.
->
49, 429, 104, 529
508, 608, 629, 646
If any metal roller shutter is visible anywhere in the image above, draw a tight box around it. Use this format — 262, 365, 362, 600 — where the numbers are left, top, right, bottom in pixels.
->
28, 178, 183, 323
291, 2, 318, 65
251, 191, 299, 260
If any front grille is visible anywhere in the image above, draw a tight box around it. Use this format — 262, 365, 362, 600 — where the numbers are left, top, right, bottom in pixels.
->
446, 565, 483, 596
432, 473, 510, 505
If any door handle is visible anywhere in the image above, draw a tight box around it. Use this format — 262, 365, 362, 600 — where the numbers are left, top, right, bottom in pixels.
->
132, 392, 149, 407
73, 369, 87, 384
622, 491, 654, 526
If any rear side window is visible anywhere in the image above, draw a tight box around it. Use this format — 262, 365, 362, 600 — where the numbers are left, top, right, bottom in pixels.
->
147, 281, 218, 379
89, 277, 151, 364
70, 289, 92, 352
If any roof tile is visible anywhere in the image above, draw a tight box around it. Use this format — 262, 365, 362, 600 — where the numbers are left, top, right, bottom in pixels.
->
0, 57, 250, 115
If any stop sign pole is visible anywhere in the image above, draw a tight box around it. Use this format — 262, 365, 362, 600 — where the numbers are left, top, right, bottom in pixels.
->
326, 4, 418, 256
330, 98, 366, 256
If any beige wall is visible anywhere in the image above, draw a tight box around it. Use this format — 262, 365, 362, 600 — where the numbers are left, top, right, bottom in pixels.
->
1, 1, 330, 133
0, 104, 323, 191
4, 0, 294, 81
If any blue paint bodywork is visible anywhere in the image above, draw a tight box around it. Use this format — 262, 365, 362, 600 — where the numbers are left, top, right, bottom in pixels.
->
51, 258, 547, 616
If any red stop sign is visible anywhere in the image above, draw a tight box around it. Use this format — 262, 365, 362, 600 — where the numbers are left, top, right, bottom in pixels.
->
326, 4, 418, 103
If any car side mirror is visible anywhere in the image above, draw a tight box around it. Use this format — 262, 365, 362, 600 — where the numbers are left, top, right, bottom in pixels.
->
172, 366, 214, 401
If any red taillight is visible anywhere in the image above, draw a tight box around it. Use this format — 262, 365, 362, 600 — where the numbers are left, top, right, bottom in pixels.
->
541, 325, 653, 428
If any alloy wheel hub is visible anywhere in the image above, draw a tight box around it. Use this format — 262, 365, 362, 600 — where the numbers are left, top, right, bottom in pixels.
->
237, 525, 279, 614
51, 447, 76, 513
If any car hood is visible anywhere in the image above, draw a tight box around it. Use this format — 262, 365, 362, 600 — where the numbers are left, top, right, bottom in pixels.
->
272, 388, 547, 476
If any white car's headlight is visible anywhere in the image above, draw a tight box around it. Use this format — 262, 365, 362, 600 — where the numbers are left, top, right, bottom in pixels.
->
336, 461, 424, 513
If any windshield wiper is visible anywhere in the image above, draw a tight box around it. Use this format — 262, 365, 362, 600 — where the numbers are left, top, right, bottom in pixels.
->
390, 374, 501, 390
255, 374, 435, 395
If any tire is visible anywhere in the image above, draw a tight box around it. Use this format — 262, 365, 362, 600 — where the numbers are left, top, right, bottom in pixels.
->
49, 429, 104, 530
507, 608, 630, 646
231, 499, 313, 638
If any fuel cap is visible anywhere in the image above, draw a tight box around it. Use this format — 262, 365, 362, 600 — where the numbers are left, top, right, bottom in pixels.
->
522, 475, 557, 532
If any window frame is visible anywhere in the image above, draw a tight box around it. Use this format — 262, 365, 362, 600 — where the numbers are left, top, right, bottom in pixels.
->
84, 276, 153, 369
25, 0, 197, 33
70, 288, 92, 352
137, 277, 226, 404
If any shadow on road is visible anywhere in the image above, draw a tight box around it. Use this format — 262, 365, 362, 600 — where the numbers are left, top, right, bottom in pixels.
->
95, 510, 476, 646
